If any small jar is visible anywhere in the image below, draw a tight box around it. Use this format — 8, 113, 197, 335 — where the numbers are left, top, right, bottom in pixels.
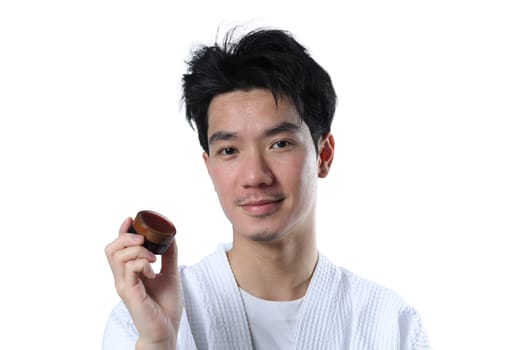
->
128, 210, 176, 255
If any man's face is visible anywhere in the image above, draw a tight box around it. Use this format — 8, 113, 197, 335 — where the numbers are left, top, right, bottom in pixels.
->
203, 89, 333, 242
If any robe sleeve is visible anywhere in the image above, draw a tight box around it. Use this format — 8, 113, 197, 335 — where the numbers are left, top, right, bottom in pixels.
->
102, 300, 198, 350
398, 306, 432, 350
102, 301, 138, 350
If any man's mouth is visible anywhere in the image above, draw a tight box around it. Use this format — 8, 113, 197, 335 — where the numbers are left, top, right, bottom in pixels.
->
236, 196, 285, 216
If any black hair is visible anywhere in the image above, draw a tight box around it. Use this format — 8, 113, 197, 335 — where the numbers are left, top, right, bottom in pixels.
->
182, 27, 337, 153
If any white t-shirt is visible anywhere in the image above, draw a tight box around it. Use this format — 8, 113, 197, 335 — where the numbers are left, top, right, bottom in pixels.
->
239, 289, 303, 350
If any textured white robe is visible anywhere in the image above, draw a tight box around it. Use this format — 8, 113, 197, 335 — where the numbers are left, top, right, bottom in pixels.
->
103, 243, 431, 349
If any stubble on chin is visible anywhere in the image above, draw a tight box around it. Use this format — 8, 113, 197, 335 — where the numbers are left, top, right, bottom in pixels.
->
249, 230, 283, 242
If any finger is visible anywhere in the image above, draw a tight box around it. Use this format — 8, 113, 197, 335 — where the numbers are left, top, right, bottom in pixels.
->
119, 217, 133, 235
160, 238, 178, 275
105, 234, 148, 283
105, 233, 144, 261
114, 245, 156, 266
124, 258, 155, 287
106, 217, 140, 261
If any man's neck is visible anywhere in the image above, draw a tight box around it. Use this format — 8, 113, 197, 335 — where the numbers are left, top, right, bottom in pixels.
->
227, 230, 318, 301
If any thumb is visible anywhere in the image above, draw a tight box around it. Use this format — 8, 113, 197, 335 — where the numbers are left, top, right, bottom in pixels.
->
160, 238, 178, 275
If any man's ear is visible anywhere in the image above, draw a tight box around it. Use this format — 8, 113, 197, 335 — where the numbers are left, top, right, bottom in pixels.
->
202, 151, 210, 174
318, 133, 335, 178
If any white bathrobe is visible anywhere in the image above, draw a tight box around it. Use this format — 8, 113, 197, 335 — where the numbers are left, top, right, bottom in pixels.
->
103, 243, 431, 349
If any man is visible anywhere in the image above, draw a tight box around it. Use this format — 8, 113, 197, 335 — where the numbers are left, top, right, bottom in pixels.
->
104, 27, 431, 349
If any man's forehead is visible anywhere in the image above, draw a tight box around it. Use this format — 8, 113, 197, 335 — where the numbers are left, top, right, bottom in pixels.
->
208, 89, 296, 113
207, 89, 302, 130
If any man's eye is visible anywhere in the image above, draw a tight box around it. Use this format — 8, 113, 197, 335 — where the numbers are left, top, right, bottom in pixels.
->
272, 140, 290, 149
220, 147, 235, 155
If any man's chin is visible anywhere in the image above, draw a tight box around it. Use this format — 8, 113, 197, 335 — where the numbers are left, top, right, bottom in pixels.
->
234, 228, 283, 243
250, 231, 282, 242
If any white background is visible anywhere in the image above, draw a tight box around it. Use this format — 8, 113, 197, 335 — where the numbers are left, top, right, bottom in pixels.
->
1, 1, 524, 349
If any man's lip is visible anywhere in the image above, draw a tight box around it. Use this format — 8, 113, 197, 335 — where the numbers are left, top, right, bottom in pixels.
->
238, 197, 285, 206
240, 199, 283, 206
238, 196, 284, 217
238, 198, 284, 216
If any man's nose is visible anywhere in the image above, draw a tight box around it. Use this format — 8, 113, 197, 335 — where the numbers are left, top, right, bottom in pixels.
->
240, 150, 275, 188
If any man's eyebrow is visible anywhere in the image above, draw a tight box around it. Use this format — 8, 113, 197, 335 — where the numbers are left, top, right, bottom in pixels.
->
208, 122, 301, 145
208, 131, 238, 146
264, 122, 301, 137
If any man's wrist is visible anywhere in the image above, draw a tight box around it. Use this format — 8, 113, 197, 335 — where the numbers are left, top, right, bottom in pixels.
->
135, 337, 176, 350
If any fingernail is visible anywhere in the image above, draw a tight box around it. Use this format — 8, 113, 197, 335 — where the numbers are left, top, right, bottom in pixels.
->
130, 234, 142, 241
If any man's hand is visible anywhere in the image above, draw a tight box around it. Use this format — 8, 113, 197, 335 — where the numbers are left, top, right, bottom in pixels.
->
105, 218, 183, 350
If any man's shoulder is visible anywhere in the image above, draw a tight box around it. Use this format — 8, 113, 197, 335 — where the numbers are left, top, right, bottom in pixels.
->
178, 242, 234, 301
334, 264, 431, 349
324, 255, 414, 314
179, 242, 230, 274
340, 266, 404, 299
